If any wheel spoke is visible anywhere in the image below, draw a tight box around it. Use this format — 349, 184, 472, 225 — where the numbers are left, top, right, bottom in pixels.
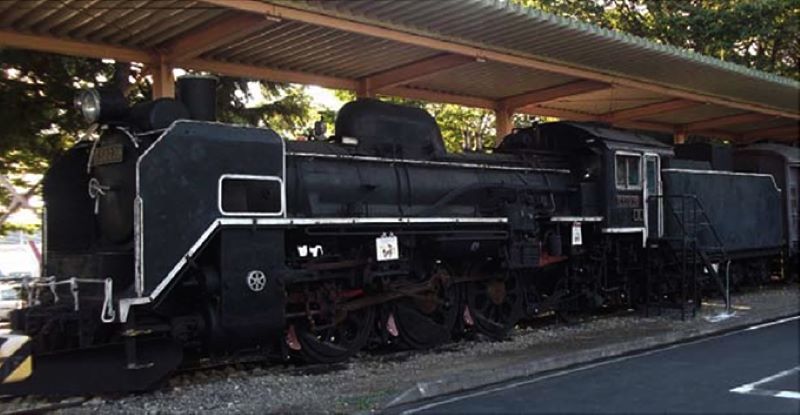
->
393, 265, 460, 350
291, 288, 375, 364
466, 272, 524, 340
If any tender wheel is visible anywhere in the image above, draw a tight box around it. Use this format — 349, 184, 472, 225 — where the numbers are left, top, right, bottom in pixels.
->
465, 270, 523, 340
393, 265, 460, 349
291, 289, 375, 364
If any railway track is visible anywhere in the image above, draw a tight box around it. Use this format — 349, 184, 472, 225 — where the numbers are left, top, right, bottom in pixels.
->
0, 283, 786, 413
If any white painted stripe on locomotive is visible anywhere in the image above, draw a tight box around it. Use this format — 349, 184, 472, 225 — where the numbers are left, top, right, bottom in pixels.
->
287, 151, 571, 174
119, 215, 509, 322
602, 227, 646, 247
134, 121, 289, 298
601, 227, 646, 233
147, 219, 222, 304
134, 196, 144, 296
134, 122, 178, 300
662, 168, 781, 192
252, 217, 510, 226
550, 216, 603, 222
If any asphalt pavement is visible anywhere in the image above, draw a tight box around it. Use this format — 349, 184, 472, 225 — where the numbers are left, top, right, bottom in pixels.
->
394, 316, 800, 414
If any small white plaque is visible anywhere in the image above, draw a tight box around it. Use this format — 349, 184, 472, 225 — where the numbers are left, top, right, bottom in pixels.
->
571, 222, 582, 246
376, 234, 399, 261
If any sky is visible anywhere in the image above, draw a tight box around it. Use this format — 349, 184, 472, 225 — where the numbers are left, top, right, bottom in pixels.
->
307, 85, 344, 110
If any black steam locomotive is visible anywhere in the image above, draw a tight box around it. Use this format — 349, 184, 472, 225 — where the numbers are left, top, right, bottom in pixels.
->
0, 76, 796, 395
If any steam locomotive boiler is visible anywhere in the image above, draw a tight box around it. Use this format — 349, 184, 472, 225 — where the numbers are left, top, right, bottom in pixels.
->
0, 76, 792, 396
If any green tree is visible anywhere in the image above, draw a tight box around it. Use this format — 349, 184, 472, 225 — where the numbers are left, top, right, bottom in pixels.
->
0, 50, 117, 233
214, 77, 312, 138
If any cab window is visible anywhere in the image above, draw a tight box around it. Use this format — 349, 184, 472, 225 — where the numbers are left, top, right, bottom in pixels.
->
615, 154, 641, 190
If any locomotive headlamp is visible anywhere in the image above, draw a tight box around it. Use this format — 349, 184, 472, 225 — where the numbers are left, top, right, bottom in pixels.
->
74, 88, 129, 124
75, 88, 102, 123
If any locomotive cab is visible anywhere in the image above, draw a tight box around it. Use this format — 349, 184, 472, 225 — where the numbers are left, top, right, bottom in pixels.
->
588, 126, 671, 242
525, 123, 672, 244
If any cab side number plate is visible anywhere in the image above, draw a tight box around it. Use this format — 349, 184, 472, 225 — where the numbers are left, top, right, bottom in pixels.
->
92, 144, 124, 166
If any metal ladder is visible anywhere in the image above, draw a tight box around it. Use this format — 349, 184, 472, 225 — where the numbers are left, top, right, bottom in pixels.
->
647, 194, 731, 319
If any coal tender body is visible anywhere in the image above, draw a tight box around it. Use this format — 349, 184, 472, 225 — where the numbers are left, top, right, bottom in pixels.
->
0, 80, 791, 396
734, 143, 800, 279
663, 143, 790, 288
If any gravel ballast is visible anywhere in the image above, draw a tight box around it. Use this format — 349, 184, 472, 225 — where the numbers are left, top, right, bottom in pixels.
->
1, 285, 797, 414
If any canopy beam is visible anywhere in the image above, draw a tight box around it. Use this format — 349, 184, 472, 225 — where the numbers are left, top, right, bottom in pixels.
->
502, 80, 610, 110
162, 13, 271, 63
380, 86, 494, 108
359, 53, 474, 96
601, 99, 701, 123
686, 113, 775, 131
519, 106, 600, 122
742, 125, 799, 140
0, 29, 151, 63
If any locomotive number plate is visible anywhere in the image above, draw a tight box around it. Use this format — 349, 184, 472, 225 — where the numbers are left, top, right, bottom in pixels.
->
92, 144, 124, 166
376, 234, 399, 261
616, 194, 641, 208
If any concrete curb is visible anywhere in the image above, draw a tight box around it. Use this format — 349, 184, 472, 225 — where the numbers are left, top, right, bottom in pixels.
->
382, 311, 800, 409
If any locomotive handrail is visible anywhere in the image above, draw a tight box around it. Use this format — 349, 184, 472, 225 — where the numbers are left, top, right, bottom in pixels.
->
649, 193, 731, 311
689, 196, 730, 260
20, 277, 116, 323
648, 194, 729, 260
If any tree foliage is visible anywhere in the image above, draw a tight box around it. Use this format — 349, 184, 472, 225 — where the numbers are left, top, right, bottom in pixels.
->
0, 49, 313, 233
0, 50, 113, 233
518, 0, 799, 80
214, 77, 312, 138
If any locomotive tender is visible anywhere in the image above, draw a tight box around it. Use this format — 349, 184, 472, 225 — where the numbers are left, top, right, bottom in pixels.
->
0, 77, 795, 395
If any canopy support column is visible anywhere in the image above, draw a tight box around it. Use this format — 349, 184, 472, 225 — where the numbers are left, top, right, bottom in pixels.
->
495, 105, 513, 145
151, 57, 175, 99
673, 126, 688, 144
356, 79, 374, 99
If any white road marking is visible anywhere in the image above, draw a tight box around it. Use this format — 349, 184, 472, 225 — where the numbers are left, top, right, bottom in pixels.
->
399, 316, 800, 414
730, 366, 800, 401
745, 315, 800, 331
776, 391, 800, 400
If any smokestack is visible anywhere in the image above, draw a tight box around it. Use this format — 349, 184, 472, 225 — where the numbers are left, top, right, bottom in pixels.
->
176, 75, 218, 122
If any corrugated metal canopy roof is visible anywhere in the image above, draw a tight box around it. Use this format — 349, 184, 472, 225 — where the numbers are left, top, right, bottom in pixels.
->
290, 0, 798, 111
0, 0, 797, 143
